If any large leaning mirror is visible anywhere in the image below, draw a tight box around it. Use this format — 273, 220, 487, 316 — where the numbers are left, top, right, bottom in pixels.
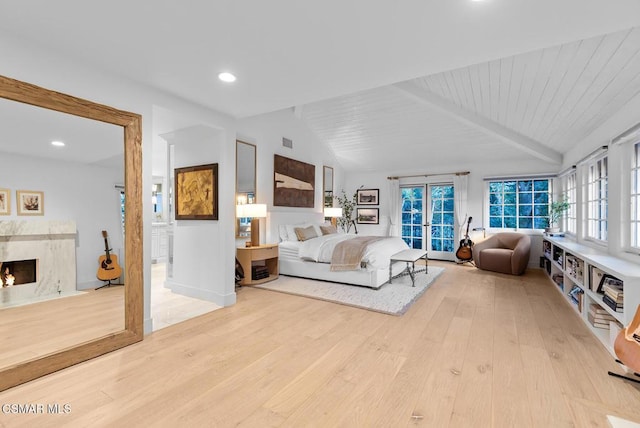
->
236, 140, 256, 238
323, 166, 334, 208
0, 75, 143, 391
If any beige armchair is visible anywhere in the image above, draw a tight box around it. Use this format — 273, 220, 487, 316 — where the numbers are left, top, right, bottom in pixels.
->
472, 232, 531, 275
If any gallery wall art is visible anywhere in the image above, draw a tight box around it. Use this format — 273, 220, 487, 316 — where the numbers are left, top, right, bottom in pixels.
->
274, 154, 315, 208
174, 163, 218, 220
0, 188, 9, 215
16, 190, 44, 216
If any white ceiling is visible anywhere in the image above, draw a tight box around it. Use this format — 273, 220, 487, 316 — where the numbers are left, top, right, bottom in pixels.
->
1, 1, 640, 171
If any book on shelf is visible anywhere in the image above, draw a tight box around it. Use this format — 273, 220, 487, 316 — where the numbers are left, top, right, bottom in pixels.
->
568, 285, 584, 311
603, 283, 623, 301
251, 265, 270, 280
590, 266, 605, 292
602, 294, 623, 312
588, 303, 616, 321
587, 312, 611, 329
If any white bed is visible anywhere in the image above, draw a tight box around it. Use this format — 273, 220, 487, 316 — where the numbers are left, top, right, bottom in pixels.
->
276, 222, 410, 289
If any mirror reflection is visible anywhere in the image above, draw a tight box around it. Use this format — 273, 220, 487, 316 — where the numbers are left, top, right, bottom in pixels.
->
323, 166, 334, 208
0, 97, 125, 371
236, 140, 256, 238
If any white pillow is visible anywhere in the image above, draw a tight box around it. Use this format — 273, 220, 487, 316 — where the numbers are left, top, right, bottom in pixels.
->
278, 225, 289, 242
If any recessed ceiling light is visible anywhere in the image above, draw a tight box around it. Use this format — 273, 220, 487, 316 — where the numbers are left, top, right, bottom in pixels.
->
218, 72, 237, 83
51, 140, 65, 147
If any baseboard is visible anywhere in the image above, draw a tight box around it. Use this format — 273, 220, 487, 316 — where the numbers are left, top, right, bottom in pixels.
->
165, 279, 236, 307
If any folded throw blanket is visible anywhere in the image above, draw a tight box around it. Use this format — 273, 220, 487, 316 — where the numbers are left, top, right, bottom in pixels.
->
330, 236, 385, 271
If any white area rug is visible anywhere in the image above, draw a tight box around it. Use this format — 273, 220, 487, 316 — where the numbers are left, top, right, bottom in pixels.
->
255, 266, 444, 316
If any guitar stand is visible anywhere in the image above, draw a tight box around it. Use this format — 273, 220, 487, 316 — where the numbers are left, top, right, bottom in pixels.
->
456, 259, 475, 266
96, 279, 123, 290
608, 360, 640, 384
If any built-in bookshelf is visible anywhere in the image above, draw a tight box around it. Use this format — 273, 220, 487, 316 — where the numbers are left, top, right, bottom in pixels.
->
542, 236, 640, 355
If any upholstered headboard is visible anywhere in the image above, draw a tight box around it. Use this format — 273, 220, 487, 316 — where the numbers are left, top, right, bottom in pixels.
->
267, 210, 325, 243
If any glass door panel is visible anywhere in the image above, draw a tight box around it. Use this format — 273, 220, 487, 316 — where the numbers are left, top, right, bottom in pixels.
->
428, 184, 455, 261
401, 187, 424, 249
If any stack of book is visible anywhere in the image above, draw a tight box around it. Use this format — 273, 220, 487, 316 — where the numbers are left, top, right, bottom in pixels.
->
602, 281, 623, 313
251, 265, 270, 281
588, 303, 617, 329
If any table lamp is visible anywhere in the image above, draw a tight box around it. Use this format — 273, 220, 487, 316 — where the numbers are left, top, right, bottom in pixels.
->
236, 203, 267, 246
324, 207, 343, 228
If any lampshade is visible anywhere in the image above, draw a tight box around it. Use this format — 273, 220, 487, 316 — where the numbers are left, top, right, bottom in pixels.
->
236, 203, 267, 247
236, 203, 267, 218
324, 207, 343, 218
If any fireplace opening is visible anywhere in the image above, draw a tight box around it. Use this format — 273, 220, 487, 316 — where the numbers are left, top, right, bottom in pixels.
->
1, 259, 37, 287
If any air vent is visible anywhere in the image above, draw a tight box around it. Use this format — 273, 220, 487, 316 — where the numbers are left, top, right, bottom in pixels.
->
282, 137, 293, 148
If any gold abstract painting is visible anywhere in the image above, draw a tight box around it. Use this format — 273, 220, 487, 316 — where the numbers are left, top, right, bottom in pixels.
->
175, 163, 218, 220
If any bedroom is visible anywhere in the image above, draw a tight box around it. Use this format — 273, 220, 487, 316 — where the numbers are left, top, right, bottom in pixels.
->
2, 1, 640, 425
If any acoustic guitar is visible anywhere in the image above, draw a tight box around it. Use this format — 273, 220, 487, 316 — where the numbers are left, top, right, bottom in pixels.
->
455, 217, 474, 261
97, 230, 123, 281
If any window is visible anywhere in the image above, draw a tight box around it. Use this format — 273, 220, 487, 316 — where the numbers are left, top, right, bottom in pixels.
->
631, 143, 640, 249
562, 171, 577, 234
586, 156, 608, 242
488, 179, 550, 229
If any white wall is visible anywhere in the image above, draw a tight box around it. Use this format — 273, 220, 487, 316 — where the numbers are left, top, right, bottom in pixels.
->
236, 108, 344, 244
1, 31, 237, 333
163, 125, 236, 306
2, 152, 123, 289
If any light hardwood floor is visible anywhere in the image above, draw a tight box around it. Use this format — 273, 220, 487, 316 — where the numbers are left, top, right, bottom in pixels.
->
0, 287, 124, 369
1, 261, 640, 427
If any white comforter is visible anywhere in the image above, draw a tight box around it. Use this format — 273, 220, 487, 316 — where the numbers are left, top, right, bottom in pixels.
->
298, 234, 410, 270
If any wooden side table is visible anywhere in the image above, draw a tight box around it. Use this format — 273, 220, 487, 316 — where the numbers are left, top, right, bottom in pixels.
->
236, 244, 279, 286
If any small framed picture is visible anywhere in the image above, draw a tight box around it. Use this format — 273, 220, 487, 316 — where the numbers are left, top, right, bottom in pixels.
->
0, 188, 10, 215
357, 188, 379, 205
357, 208, 379, 224
16, 190, 44, 216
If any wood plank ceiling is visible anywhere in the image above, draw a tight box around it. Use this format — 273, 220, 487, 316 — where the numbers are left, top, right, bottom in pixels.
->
301, 27, 640, 173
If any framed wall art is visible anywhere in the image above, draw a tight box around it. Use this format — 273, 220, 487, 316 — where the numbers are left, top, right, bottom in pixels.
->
274, 154, 315, 208
357, 207, 379, 224
174, 163, 218, 220
16, 190, 44, 216
0, 188, 9, 215
357, 188, 379, 205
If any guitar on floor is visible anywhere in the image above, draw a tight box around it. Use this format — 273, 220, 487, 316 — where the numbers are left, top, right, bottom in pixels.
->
97, 230, 122, 283
455, 217, 474, 262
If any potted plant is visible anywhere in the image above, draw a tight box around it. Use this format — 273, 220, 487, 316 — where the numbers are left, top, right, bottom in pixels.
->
546, 198, 570, 233
334, 189, 358, 233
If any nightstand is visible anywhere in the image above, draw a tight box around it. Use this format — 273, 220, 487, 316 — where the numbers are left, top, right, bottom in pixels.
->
236, 244, 279, 286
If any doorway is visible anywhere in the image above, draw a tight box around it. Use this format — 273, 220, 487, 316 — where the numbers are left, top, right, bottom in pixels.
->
400, 183, 456, 261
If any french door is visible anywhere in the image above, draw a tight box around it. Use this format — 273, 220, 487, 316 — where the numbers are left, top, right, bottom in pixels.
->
401, 183, 456, 261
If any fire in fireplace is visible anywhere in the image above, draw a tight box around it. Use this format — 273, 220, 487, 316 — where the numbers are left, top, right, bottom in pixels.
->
1, 259, 37, 287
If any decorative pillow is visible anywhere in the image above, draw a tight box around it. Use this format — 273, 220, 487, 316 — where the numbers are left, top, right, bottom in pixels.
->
320, 224, 337, 235
294, 225, 318, 242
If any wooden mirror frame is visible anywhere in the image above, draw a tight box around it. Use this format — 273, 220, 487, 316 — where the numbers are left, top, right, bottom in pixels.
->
0, 75, 143, 391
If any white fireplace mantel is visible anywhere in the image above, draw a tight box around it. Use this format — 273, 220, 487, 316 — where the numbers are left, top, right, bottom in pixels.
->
0, 220, 77, 307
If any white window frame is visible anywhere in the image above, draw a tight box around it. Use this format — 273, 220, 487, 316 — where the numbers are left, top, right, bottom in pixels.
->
585, 154, 608, 243
485, 177, 553, 232
629, 141, 640, 252
561, 171, 577, 236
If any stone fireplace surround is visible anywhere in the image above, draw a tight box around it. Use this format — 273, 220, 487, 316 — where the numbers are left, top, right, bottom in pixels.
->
0, 220, 76, 307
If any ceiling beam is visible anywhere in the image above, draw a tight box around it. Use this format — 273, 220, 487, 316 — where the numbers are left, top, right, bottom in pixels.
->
393, 81, 562, 164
